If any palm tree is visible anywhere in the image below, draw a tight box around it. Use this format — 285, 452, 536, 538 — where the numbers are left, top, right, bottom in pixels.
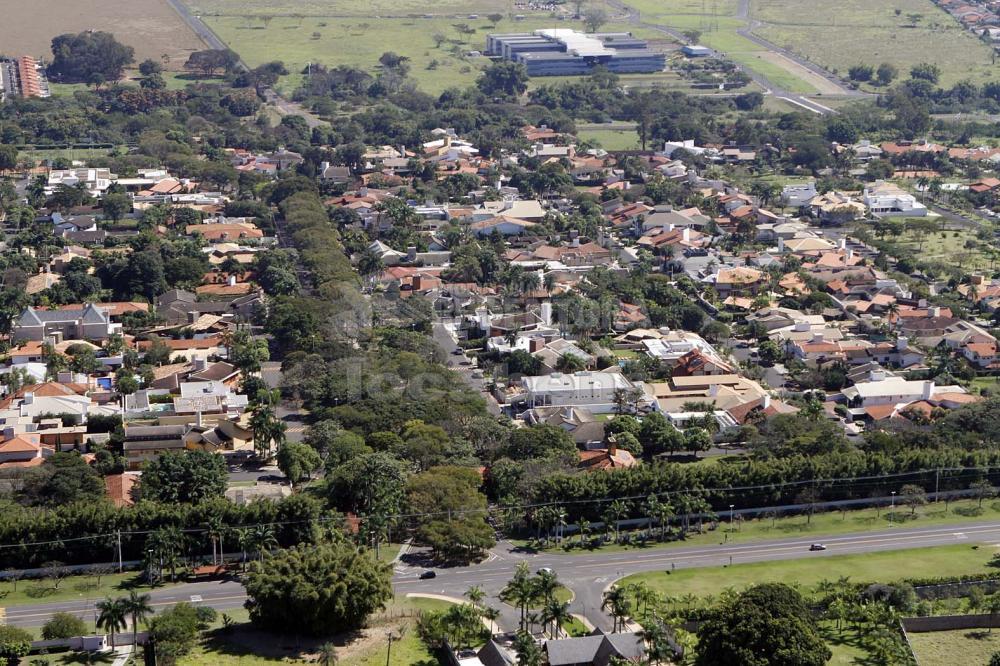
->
542, 599, 571, 638
466, 585, 485, 608
124, 590, 152, 649
96, 597, 128, 647
317, 642, 339, 666
483, 606, 501, 635
250, 525, 278, 563
885, 301, 900, 332
608, 499, 630, 543
602, 587, 631, 632
204, 515, 225, 566
502, 562, 535, 631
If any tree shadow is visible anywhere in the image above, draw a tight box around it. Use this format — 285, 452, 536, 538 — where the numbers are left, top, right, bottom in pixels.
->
54, 651, 116, 665
963, 630, 993, 640
200, 624, 341, 662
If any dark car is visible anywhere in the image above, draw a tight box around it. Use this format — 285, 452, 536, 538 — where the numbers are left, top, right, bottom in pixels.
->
451, 349, 464, 355
419, 570, 437, 580
809, 543, 827, 551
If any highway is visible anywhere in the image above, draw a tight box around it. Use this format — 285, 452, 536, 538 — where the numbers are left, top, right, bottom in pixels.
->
6, 520, 1000, 632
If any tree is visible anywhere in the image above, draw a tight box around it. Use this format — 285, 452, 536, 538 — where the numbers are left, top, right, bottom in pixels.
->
602, 587, 632, 632
148, 603, 204, 665
477, 61, 529, 98
184, 49, 240, 78
0, 625, 32, 665
876, 62, 898, 86
910, 62, 941, 84
244, 542, 393, 635
582, 6, 609, 32
42, 612, 88, 639
102, 192, 131, 222
96, 597, 128, 647
21, 452, 104, 507
0, 145, 18, 172
49, 32, 135, 83
137, 451, 227, 503
276, 441, 322, 486
990, 652, 1000, 666
971, 479, 997, 508
900, 484, 927, 515
696, 583, 831, 666
125, 590, 153, 649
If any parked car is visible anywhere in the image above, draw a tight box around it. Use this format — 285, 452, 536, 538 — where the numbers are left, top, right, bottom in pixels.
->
419, 570, 437, 579
537, 567, 553, 575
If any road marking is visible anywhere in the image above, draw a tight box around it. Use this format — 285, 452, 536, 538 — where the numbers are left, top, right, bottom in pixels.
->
189, 595, 202, 603
954, 533, 967, 539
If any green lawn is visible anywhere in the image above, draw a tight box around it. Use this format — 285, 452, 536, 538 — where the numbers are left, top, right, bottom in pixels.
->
520, 498, 1000, 556
971, 376, 1000, 393
0, 571, 180, 608
821, 622, 873, 666
621, 543, 997, 601
907, 627, 1000, 665
562, 616, 590, 637
186, 0, 503, 17
752, 0, 999, 88
576, 128, 641, 151
888, 225, 995, 272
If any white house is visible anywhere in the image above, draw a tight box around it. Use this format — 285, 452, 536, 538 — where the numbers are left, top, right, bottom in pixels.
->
781, 183, 818, 208
863, 181, 927, 217
520, 371, 637, 413
46, 168, 114, 197
842, 374, 934, 407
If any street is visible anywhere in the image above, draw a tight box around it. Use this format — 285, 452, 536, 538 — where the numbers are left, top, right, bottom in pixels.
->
6, 519, 1000, 632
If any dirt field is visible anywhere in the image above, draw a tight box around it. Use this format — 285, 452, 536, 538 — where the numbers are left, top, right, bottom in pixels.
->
0, 0, 206, 70
756, 51, 848, 95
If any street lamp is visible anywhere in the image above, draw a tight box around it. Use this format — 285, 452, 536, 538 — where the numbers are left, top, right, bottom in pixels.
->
890, 491, 897, 528
729, 504, 735, 530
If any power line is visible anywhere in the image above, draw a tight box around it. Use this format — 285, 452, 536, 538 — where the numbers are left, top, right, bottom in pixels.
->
0, 465, 994, 551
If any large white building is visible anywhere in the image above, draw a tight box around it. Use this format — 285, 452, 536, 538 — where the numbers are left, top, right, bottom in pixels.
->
520, 371, 637, 413
863, 181, 927, 217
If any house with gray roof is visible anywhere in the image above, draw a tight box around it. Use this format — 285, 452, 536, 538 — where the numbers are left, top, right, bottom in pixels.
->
544, 630, 645, 666
13, 304, 118, 342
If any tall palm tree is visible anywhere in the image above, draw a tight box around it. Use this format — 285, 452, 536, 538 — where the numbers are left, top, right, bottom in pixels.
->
602, 587, 632, 633
96, 597, 128, 647
124, 590, 152, 649
250, 525, 278, 563
542, 599, 571, 638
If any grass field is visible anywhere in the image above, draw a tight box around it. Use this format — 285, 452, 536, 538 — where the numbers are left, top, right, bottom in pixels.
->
890, 225, 996, 272
0, 0, 205, 71
620, 543, 997, 601
0, 570, 176, 608
752, 0, 999, 88
203, 15, 668, 95
908, 628, 1000, 665
520, 498, 1000, 556
576, 127, 641, 151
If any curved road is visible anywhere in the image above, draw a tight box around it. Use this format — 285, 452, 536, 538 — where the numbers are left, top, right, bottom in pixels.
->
6, 519, 1000, 632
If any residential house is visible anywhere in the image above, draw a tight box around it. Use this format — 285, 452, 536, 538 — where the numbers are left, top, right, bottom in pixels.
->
863, 181, 927, 217
519, 370, 638, 413
13, 304, 119, 342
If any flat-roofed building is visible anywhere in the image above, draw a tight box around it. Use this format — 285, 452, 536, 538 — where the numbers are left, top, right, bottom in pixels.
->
487, 30, 665, 76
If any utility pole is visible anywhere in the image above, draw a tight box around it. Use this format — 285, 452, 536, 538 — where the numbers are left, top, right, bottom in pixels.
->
935, 468, 940, 502
116, 530, 123, 573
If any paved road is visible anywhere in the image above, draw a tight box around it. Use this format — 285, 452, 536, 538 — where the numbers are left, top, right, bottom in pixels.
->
7, 520, 1000, 632
432, 321, 501, 416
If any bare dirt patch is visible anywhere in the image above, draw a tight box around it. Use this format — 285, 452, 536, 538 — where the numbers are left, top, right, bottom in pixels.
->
0, 0, 206, 70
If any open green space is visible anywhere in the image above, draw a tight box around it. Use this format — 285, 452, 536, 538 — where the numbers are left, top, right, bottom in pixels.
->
907, 627, 1000, 665
518, 498, 1000, 556
577, 127, 641, 151
0, 570, 179, 608
203, 15, 666, 95
752, 0, 999, 88
888, 225, 997, 272
621, 543, 997, 601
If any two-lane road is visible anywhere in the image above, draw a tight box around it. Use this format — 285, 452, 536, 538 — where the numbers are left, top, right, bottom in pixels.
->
6, 520, 1000, 631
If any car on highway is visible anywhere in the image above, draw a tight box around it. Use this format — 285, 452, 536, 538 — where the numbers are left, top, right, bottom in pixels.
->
419, 570, 437, 580
809, 543, 827, 551
537, 567, 553, 575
